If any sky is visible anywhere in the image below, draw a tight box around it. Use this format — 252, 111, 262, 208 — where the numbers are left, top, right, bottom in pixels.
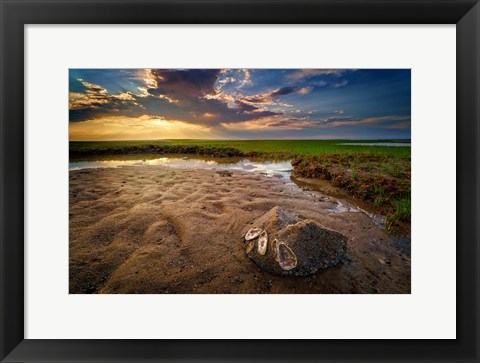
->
69, 69, 411, 141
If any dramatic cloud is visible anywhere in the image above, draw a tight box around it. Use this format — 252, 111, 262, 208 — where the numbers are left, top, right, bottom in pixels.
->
69, 79, 144, 122
70, 69, 281, 125
69, 68, 411, 140
147, 69, 219, 99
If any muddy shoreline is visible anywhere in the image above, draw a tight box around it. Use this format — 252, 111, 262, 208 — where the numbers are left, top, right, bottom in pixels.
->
69, 165, 410, 294
292, 155, 411, 231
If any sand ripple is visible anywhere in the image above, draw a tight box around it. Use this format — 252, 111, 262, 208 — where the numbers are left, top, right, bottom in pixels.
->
69, 165, 410, 294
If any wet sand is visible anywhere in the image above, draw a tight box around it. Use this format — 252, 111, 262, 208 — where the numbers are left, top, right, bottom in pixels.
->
69, 165, 410, 294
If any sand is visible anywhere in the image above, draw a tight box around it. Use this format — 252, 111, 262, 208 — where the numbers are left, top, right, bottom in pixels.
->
69, 165, 411, 294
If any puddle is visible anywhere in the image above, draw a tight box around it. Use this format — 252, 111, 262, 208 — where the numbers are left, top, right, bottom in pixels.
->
70, 154, 385, 227
70, 156, 293, 179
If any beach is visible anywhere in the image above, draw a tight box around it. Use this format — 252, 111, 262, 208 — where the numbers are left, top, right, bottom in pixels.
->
69, 164, 410, 294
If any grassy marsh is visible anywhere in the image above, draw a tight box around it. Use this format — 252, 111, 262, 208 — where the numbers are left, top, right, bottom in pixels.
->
70, 139, 410, 158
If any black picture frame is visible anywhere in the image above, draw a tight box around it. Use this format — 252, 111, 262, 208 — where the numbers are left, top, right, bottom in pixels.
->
1, 0, 479, 362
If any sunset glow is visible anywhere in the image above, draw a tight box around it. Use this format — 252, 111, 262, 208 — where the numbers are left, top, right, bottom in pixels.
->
69, 69, 411, 140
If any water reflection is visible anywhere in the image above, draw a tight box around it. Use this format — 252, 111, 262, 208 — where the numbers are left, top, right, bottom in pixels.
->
69, 156, 293, 180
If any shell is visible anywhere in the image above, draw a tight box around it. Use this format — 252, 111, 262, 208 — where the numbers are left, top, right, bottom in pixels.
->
277, 242, 297, 271
257, 230, 268, 255
246, 239, 255, 254
245, 227, 262, 241
272, 238, 279, 262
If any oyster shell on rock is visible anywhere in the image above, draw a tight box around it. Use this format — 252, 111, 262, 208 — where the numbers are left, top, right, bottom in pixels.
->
246, 239, 255, 254
245, 227, 262, 241
272, 238, 279, 262
277, 242, 297, 271
257, 230, 268, 255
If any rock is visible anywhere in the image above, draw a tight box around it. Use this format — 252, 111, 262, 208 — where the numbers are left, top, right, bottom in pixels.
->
243, 207, 347, 276
247, 206, 301, 232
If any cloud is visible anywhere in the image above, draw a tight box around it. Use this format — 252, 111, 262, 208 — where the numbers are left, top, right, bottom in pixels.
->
214, 69, 252, 93
331, 79, 349, 88
287, 69, 350, 81
69, 79, 144, 121
312, 80, 328, 87
69, 69, 281, 125
241, 86, 310, 105
318, 115, 411, 128
69, 69, 410, 140
141, 69, 158, 89
225, 114, 411, 132
240, 69, 252, 87
298, 86, 313, 95
146, 69, 220, 99
221, 115, 313, 131
385, 120, 411, 129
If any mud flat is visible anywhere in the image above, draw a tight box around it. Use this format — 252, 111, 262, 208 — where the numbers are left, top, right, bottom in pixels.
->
69, 165, 411, 294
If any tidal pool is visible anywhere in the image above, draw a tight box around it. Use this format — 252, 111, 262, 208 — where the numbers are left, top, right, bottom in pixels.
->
69, 156, 293, 179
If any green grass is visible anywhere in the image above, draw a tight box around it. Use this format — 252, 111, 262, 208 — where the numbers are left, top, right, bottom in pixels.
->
372, 183, 388, 208
392, 197, 411, 220
70, 139, 411, 159
385, 195, 411, 230
351, 167, 359, 180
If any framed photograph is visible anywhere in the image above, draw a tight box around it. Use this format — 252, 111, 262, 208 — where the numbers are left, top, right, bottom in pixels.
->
1, 0, 478, 362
